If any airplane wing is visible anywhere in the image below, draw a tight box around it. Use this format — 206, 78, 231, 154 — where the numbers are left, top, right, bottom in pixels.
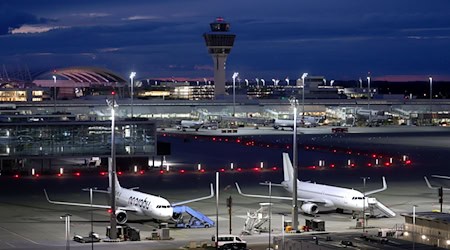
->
171, 183, 214, 206
424, 176, 450, 191
258, 181, 284, 187
44, 189, 138, 212
81, 188, 110, 194
235, 183, 326, 204
364, 176, 387, 196
431, 175, 450, 180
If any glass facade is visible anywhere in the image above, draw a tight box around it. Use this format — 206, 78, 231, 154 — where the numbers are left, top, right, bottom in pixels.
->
0, 120, 156, 158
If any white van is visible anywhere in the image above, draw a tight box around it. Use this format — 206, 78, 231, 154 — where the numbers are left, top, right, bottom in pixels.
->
212, 234, 247, 249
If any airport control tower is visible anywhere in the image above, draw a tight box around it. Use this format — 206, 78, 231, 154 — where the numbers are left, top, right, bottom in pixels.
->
203, 17, 236, 97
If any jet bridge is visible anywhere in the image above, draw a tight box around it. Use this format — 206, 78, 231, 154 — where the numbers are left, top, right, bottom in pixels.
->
368, 198, 396, 217
172, 205, 214, 228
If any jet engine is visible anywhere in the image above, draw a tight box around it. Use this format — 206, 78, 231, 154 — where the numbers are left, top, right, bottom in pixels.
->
115, 210, 128, 224
301, 203, 319, 215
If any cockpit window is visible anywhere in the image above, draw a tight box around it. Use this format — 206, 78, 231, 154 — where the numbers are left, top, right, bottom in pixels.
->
352, 197, 365, 200
156, 205, 172, 208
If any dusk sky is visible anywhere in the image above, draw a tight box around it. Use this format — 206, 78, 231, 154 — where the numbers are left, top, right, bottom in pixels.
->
1, 0, 450, 82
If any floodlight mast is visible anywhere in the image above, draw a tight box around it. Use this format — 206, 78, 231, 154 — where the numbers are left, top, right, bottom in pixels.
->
232, 72, 239, 117
106, 92, 118, 239
301, 73, 308, 122
289, 96, 299, 231
129, 72, 136, 118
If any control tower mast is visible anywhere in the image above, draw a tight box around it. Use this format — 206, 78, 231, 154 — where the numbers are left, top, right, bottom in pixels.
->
203, 17, 236, 97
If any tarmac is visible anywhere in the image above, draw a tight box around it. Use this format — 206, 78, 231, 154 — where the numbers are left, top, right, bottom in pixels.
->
0, 125, 449, 249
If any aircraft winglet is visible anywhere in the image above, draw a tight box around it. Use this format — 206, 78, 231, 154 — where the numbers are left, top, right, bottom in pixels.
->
365, 176, 387, 196
172, 183, 214, 206
425, 176, 450, 191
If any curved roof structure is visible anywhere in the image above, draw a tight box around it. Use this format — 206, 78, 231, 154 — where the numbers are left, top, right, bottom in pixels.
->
35, 67, 127, 87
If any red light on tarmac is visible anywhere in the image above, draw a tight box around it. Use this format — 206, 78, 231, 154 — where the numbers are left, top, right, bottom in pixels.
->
118, 171, 122, 175
253, 167, 260, 172
286, 145, 290, 149
139, 170, 145, 175
159, 170, 164, 174
179, 169, 185, 174
333, 149, 337, 153
57, 173, 62, 177
107, 209, 112, 214
163, 133, 167, 137
405, 160, 412, 165
74, 172, 81, 176
100, 171, 107, 176
13, 174, 19, 178
384, 162, 390, 167
309, 166, 316, 170
237, 168, 242, 172
330, 164, 335, 168
35, 174, 40, 177
272, 166, 278, 171
199, 169, 205, 173
220, 168, 225, 172
236, 139, 241, 143
350, 163, 355, 167
367, 163, 372, 167
372, 154, 377, 158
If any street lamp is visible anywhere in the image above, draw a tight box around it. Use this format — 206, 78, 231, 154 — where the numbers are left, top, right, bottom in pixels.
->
289, 96, 299, 231
361, 177, 370, 233
285, 77, 289, 86
232, 72, 239, 117
60, 213, 72, 250
261, 79, 265, 86
129, 71, 136, 118
301, 73, 308, 121
52, 75, 57, 113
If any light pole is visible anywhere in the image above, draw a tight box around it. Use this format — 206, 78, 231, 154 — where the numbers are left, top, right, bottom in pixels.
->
289, 97, 299, 231
232, 72, 239, 117
429, 76, 433, 124
367, 76, 371, 123
106, 92, 118, 239
60, 213, 72, 250
129, 72, 136, 118
361, 177, 370, 233
429, 76, 433, 101
301, 73, 308, 122
52, 75, 57, 113
413, 205, 416, 249
268, 181, 272, 250
215, 172, 219, 250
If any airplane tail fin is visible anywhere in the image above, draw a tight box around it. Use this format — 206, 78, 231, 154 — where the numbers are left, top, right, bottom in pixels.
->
108, 158, 121, 191
282, 152, 294, 182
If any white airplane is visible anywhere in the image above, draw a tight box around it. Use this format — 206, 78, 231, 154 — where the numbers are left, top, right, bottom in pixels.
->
44, 173, 214, 224
177, 120, 204, 131
236, 153, 395, 217
273, 116, 320, 130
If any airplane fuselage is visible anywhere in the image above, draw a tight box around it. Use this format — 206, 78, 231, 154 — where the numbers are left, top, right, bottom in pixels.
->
282, 180, 367, 212
115, 186, 173, 221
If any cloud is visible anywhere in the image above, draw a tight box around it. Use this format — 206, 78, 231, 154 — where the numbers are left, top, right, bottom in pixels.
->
122, 15, 159, 21
71, 12, 111, 18
10, 24, 67, 34
0, 8, 55, 35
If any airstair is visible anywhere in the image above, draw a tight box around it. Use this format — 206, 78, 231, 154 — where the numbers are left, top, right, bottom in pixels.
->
172, 205, 214, 228
242, 203, 270, 235
368, 198, 396, 217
